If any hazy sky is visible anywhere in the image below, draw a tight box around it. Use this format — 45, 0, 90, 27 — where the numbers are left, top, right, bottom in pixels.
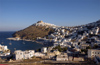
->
0, 0, 100, 31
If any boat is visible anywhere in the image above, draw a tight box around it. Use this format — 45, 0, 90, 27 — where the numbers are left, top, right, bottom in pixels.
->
9, 40, 12, 45
23, 41, 25, 44
1, 40, 4, 44
1, 42, 3, 44
14, 48, 16, 50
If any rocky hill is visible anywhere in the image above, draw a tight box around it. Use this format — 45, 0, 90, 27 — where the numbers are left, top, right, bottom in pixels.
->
13, 21, 55, 40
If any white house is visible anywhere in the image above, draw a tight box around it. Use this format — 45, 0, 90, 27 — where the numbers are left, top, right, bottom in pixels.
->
0, 44, 8, 51
72, 42, 78, 47
54, 43, 59, 47
15, 50, 35, 60
56, 53, 68, 61
41, 47, 47, 53
61, 29, 65, 34
80, 43, 89, 49
88, 49, 100, 58
95, 27, 99, 35
34, 52, 45, 57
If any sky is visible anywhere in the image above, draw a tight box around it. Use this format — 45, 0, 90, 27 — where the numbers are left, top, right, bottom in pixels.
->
0, 0, 100, 31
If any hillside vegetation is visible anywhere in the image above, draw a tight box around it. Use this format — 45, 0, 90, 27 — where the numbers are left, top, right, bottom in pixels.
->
13, 25, 54, 40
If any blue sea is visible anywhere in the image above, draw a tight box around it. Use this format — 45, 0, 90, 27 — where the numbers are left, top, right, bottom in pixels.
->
0, 31, 44, 52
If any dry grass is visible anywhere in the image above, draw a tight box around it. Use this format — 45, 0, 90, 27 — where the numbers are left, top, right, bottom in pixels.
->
13, 25, 54, 40
22, 57, 42, 62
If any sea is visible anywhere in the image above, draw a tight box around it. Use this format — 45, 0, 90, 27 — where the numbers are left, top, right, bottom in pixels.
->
0, 31, 44, 52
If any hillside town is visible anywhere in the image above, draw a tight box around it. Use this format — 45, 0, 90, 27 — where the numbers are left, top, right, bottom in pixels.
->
1, 20, 100, 65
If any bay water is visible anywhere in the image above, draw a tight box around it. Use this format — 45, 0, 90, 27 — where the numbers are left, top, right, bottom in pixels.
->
0, 31, 44, 52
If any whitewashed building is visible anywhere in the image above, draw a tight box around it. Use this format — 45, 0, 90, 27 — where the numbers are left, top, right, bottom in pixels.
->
15, 50, 35, 60
80, 43, 89, 49
88, 49, 100, 58
56, 53, 68, 61
41, 47, 47, 53
0, 44, 8, 51
34, 52, 45, 57
95, 27, 99, 35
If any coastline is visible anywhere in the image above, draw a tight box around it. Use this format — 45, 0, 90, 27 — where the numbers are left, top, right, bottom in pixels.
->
7, 37, 44, 45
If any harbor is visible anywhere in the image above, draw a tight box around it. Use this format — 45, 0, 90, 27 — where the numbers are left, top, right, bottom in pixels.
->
0, 32, 44, 52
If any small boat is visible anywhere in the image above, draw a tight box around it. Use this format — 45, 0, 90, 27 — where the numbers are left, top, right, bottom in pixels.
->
9, 40, 12, 45
14, 48, 16, 50
9, 43, 12, 45
1, 42, 3, 44
1, 40, 4, 44
23, 41, 25, 44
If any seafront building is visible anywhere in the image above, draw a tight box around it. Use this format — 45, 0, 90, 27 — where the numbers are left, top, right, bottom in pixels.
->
0, 44, 10, 56
41, 47, 47, 53
0, 44, 8, 51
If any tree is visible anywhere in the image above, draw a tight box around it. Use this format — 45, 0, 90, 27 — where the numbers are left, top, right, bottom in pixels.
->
62, 47, 68, 52
81, 49, 87, 55
86, 46, 91, 49
93, 44, 99, 49
78, 42, 80, 45
36, 48, 41, 52
53, 45, 68, 52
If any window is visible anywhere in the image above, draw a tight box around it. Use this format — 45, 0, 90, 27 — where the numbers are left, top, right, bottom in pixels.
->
92, 52, 94, 54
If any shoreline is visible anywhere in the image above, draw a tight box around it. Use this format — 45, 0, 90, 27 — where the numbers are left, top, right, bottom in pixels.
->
7, 37, 44, 45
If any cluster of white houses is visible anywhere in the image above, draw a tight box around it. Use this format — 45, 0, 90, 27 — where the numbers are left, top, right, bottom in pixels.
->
14, 47, 47, 60
14, 47, 84, 61
0, 44, 10, 56
14, 48, 100, 63
14, 50, 35, 60
33, 21, 57, 27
